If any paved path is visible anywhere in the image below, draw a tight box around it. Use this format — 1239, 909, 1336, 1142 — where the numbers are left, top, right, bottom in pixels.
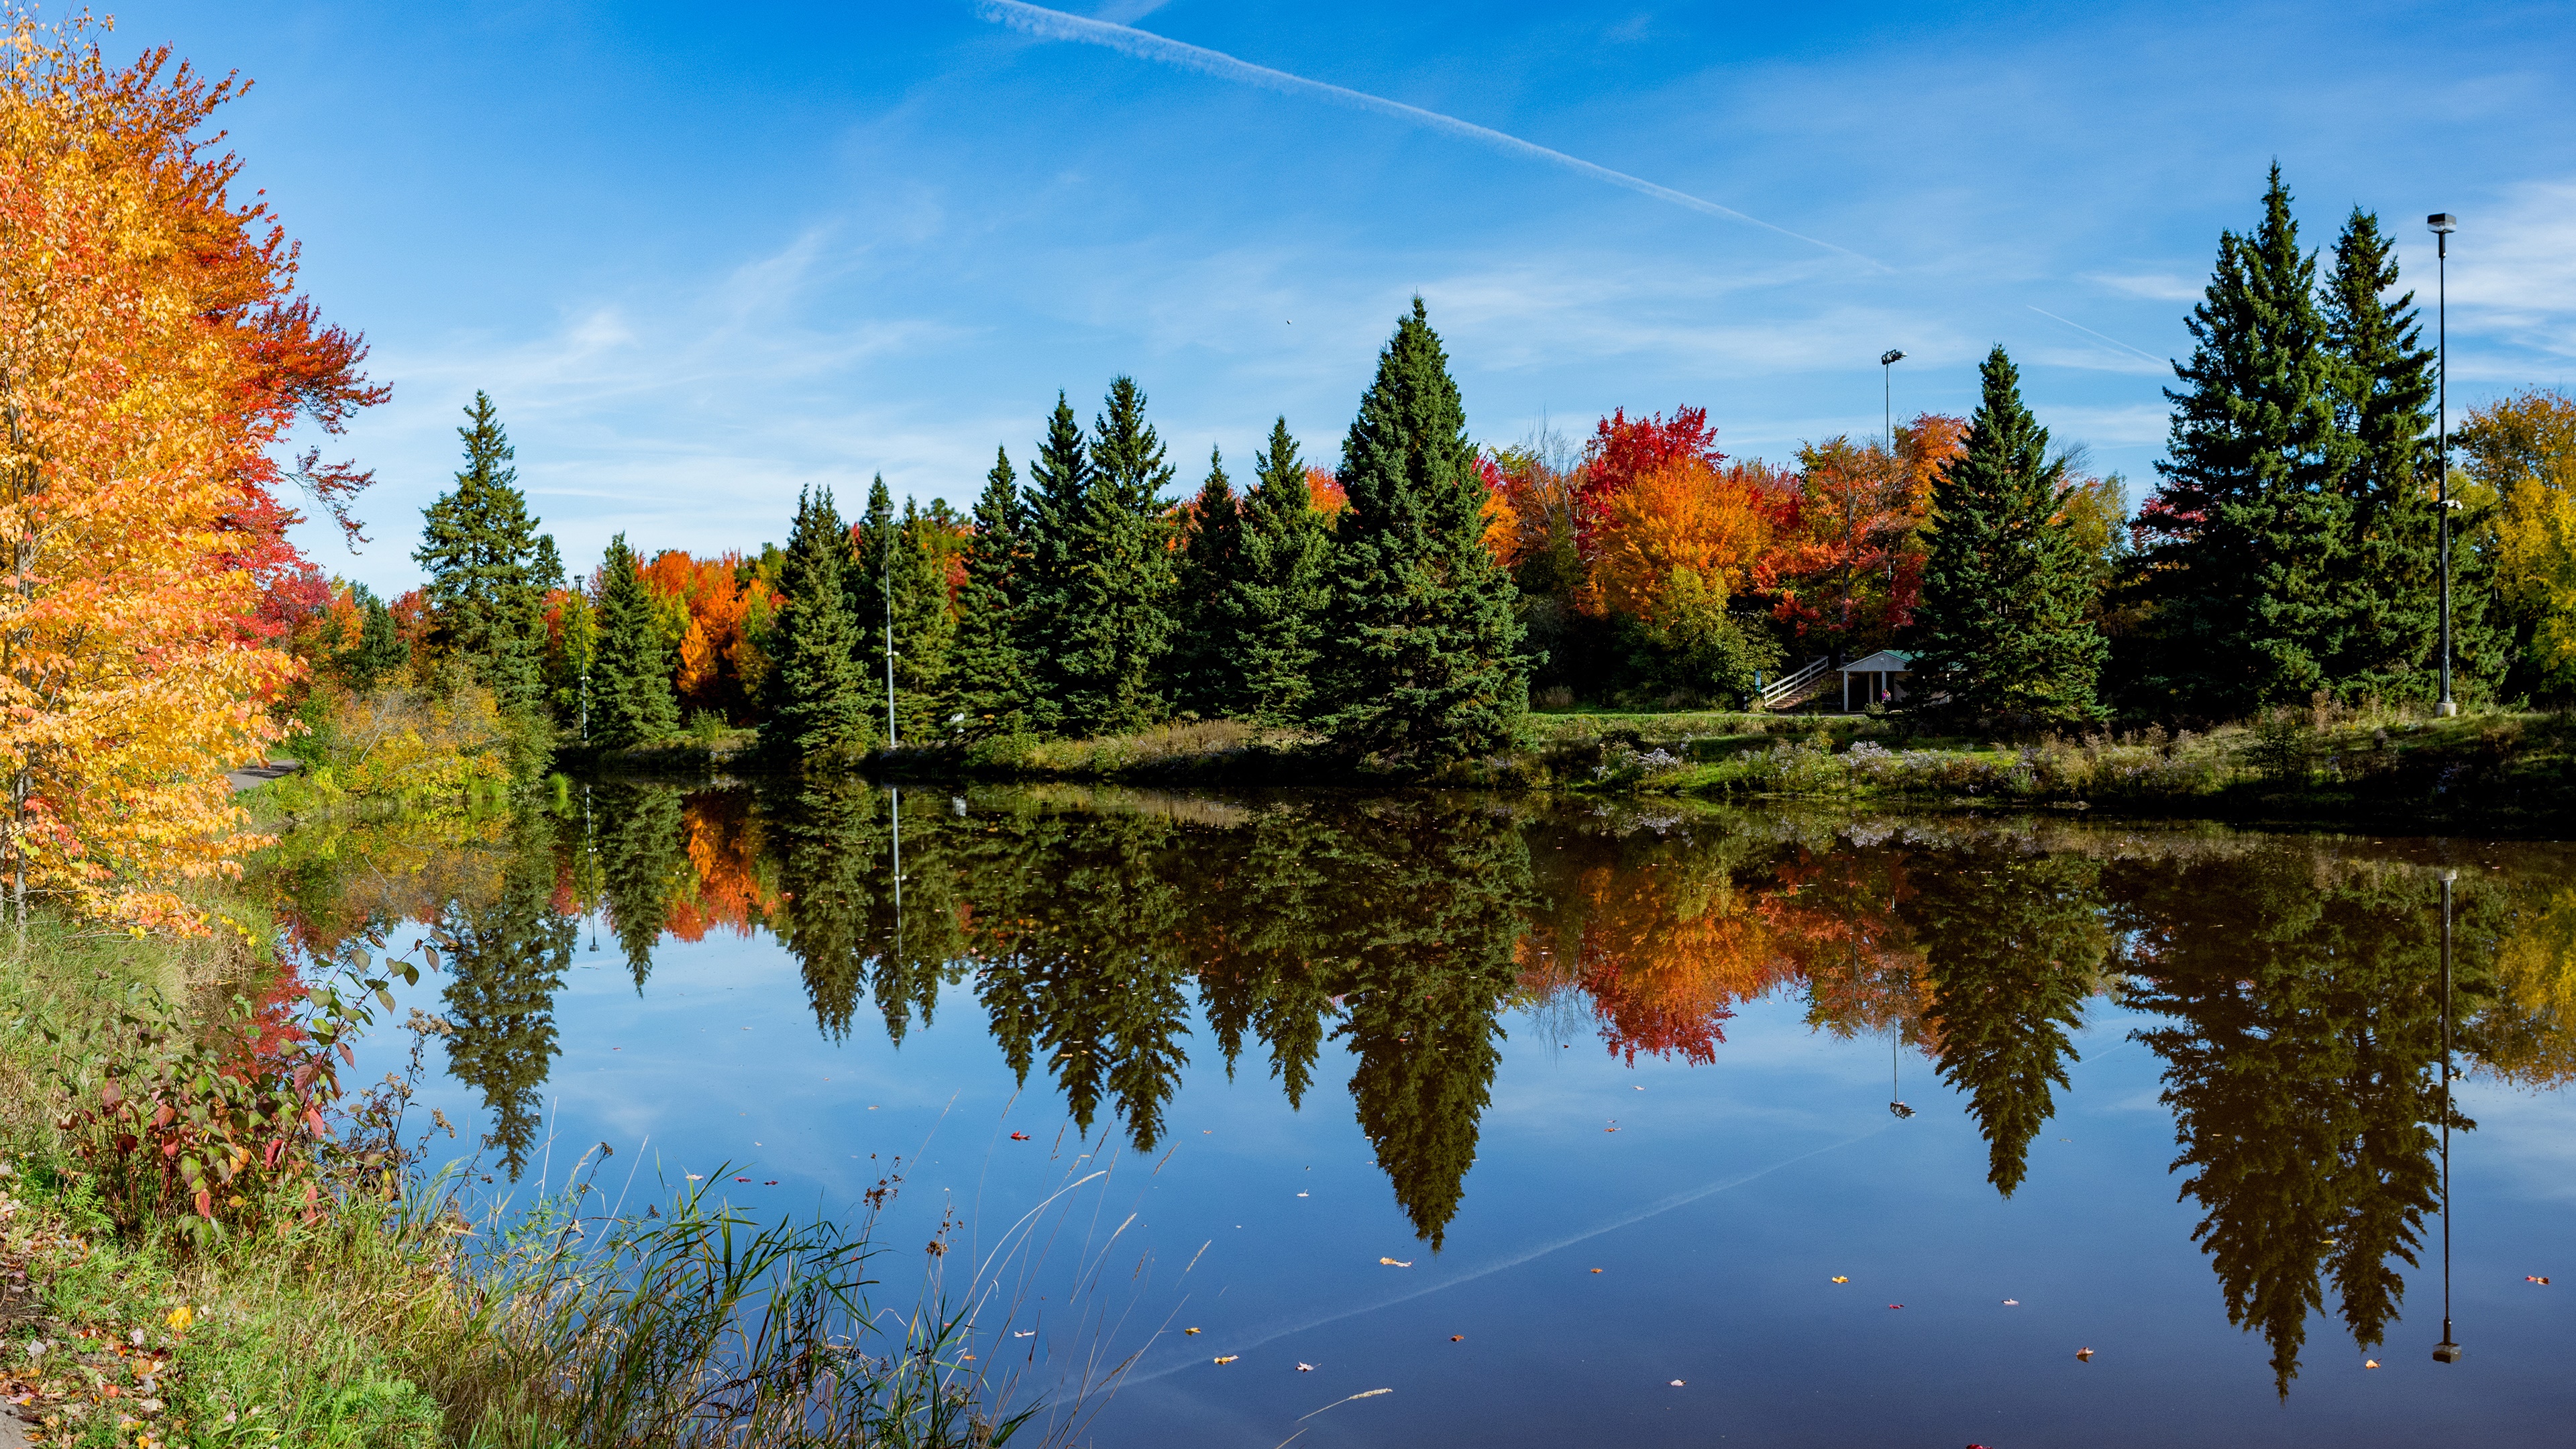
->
225, 759, 301, 792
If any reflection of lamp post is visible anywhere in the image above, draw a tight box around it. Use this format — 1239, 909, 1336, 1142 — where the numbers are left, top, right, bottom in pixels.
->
2434, 867, 2462, 1364
1879, 349, 1907, 451
2429, 213, 2459, 720
1888, 1029, 1915, 1118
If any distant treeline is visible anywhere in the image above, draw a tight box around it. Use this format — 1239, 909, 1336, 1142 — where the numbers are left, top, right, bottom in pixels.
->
292, 169, 2576, 769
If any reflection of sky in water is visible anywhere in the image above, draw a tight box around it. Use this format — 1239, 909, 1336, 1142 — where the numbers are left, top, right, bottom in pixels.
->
331, 797, 2576, 1447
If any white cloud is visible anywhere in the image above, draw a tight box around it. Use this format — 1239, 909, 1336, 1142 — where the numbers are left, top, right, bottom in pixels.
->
2084, 271, 2204, 303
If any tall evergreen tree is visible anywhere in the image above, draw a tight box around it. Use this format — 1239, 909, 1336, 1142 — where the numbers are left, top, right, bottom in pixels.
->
2133, 168, 2351, 717
1058, 377, 1178, 735
415, 391, 553, 712
2319, 208, 2445, 698
1167, 446, 1244, 718
596, 782, 688, 988
951, 447, 1028, 733
1236, 417, 1330, 724
1017, 393, 1092, 735
540, 588, 598, 743
1910, 345, 2109, 727
761, 486, 873, 759
850, 474, 900, 734
852, 475, 959, 743
592, 533, 680, 749
1315, 300, 1529, 764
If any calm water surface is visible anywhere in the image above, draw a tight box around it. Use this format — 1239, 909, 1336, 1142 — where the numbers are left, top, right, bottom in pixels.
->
260, 785, 2576, 1446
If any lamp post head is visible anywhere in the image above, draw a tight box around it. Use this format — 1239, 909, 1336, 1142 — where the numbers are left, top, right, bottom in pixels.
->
2433, 1339, 2463, 1363
1880, 349, 1907, 367
2427, 213, 2458, 235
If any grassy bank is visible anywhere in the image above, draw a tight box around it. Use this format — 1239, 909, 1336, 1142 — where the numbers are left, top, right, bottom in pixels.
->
0, 908, 1069, 1448
755, 702, 2576, 833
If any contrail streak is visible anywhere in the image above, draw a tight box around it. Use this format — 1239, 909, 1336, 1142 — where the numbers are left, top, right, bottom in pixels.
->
973, 0, 1874, 266
2028, 306, 2167, 367
1120, 1122, 1886, 1385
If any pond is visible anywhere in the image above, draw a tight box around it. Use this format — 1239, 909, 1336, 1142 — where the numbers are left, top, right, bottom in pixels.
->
258, 784, 2576, 1446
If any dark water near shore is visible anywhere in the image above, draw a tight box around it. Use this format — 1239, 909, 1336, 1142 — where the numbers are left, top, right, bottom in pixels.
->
261, 785, 2576, 1446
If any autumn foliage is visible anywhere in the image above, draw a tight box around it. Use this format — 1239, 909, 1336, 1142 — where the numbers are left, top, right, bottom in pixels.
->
0, 16, 382, 928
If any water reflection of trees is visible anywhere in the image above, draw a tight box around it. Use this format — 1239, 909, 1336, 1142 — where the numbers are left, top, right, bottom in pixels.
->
251, 787, 2576, 1387
2114, 853, 2476, 1396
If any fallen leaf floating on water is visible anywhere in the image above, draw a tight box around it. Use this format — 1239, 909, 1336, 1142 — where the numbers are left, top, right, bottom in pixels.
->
1213, 1356, 1239, 1365
1185, 1328, 1201, 1336
2002, 1299, 2019, 1306
1297, 1191, 1309, 1197
2076, 1348, 2094, 1362
1830, 1276, 1849, 1284
763, 1180, 778, 1185
735, 1177, 751, 1183
1670, 1379, 1686, 1387
1297, 1362, 1316, 1372
1012, 1331, 1036, 1338
1010, 1132, 1031, 1141
2365, 1359, 2381, 1368
1380, 1257, 1413, 1267
1888, 1303, 1904, 1310
2527, 1275, 2551, 1285
1450, 1336, 1464, 1342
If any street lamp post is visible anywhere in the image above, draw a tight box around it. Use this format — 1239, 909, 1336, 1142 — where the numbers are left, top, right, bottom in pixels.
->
1880, 349, 1907, 451
2429, 213, 2458, 719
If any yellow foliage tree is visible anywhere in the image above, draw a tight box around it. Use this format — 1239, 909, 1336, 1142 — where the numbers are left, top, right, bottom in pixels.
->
2462, 388, 2576, 690
0, 18, 380, 930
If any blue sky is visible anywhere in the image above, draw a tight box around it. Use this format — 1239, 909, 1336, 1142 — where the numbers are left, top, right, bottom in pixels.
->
102, 0, 2576, 592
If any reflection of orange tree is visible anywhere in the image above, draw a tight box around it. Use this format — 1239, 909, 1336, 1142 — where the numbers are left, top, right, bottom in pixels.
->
663, 790, 778, 941
1764, 846, 1933, 1047
1558, 859, 1794, 1065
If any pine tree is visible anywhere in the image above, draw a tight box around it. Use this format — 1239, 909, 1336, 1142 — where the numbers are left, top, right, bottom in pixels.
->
333, 584, 411, 692
437, 813, 576, 1179
415, 391, 553, 712
851, 474, 899, 735
890, 500, 957, 741
1910, 345, 2109, 727
761, 486, 873, 759
1058, 377, 1177, 735
541, 588, 598, 743
1017, 393, 1091, 734
2134, 168, 2351, 717
1167, 446, 1244, 718
592, 533, 680, 749
1315, 299, 1529, 764
951, 447, 1029, 733
2319, 208, 2444, 698
1236, 417, 1330, 724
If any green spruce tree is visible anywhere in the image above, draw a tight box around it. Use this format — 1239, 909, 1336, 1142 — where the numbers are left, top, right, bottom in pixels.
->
331, 584, 411, 692
1910, 345, 2109, 727
1236, 417, 1330, 724
950, 447, 1029, 733
761, 486, 873, 759
1016, 394, 1092, 735
541, 588, 598, 743
1167, 446, 1244, 718
1314, 300, 1529, 764
414, 391, 554, 712
591, 534, 680, 749
851, 476, 957, 744
2319, 208, 2445, 698
1060, 377, 1177, 735
2132, 168, 2351, 717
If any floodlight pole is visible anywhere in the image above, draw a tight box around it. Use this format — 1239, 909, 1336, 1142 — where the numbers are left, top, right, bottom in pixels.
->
2430, 213, 2458, 719
1880, 349, 1907, 452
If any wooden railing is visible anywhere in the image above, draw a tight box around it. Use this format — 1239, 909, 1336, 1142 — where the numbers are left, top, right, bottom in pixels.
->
1757, 656, 1835, 710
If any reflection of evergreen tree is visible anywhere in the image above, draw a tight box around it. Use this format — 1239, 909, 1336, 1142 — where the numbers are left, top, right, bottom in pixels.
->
1212, 807, 1338, 1109
441, 814, 578, 1179
1909, 849, 2108, 1195
597, 782, 688, 987
860, 787, 971, 1044
2118, 855, 2465, 1396
767, 777, 883, 1039
1321, 798, 1532, 1249
969, 805, 1195, 1150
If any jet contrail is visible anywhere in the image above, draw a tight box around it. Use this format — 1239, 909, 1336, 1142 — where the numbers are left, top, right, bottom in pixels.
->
973, 0, 1874, 266
2028, 306, 2167, 367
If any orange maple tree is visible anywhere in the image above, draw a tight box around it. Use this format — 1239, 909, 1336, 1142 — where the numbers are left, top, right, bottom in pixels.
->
0, 17, 383, 929
1757, 415, 1964, 658
1583, 455, 1789, 621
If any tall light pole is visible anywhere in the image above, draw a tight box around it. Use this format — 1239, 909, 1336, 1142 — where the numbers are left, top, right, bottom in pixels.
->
2430, 213, 2458, 719
2434, 868, 2461, 1363
1880, 349, 1907, 451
